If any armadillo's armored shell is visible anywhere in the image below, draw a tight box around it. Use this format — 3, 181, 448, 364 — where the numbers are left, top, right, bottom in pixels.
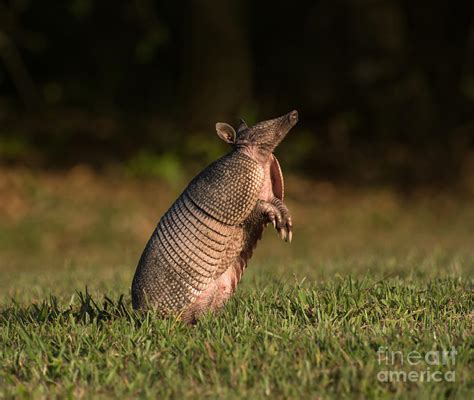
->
186, 152, 264, 225
131, 151, 264, 315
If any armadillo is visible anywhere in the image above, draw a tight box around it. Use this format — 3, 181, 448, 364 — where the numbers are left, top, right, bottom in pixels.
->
131, 110, 298, 322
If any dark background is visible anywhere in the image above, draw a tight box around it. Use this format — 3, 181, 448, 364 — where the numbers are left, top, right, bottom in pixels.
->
1, 0, 473, 187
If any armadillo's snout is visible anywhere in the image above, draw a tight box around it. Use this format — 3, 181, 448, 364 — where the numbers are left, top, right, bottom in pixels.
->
288, 110, 298, 126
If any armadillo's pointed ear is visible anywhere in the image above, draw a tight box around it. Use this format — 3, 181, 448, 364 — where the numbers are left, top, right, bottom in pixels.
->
215, 122, 236, 144
237, 118, 248, 134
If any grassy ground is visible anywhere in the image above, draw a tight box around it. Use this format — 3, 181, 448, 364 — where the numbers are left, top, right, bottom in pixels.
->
0, 166, 473, 398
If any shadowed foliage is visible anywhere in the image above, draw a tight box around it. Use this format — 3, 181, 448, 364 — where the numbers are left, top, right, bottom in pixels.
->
0, 0, 473, 186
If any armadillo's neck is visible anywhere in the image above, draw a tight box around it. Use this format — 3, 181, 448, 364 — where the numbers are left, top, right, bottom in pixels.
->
235, 144, 272, 167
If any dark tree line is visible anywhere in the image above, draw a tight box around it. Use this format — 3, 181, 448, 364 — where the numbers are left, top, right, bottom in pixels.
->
0, 0, 473, 185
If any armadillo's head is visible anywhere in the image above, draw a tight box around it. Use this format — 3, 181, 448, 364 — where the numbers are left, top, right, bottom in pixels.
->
216, 110, 298, 159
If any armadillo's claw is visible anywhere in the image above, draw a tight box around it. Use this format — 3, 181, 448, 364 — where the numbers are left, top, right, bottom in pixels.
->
287, 218, 293, 243
279, 227, 288, 242
267, 212, 277, 229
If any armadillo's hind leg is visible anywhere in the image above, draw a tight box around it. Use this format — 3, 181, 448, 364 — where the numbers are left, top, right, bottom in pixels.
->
183, 266, 238, 323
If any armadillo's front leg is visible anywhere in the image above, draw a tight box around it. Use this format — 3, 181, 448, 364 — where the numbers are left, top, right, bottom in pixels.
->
271, 197, 293, 243
256, 199, 293, 243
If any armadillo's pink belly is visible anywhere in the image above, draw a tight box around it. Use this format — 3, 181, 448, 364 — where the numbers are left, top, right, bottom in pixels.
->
182, 264, 240, 322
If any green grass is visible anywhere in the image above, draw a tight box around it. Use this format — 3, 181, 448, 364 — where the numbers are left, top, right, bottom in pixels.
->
1, 275, 472, 398
0, 168, 473, 398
